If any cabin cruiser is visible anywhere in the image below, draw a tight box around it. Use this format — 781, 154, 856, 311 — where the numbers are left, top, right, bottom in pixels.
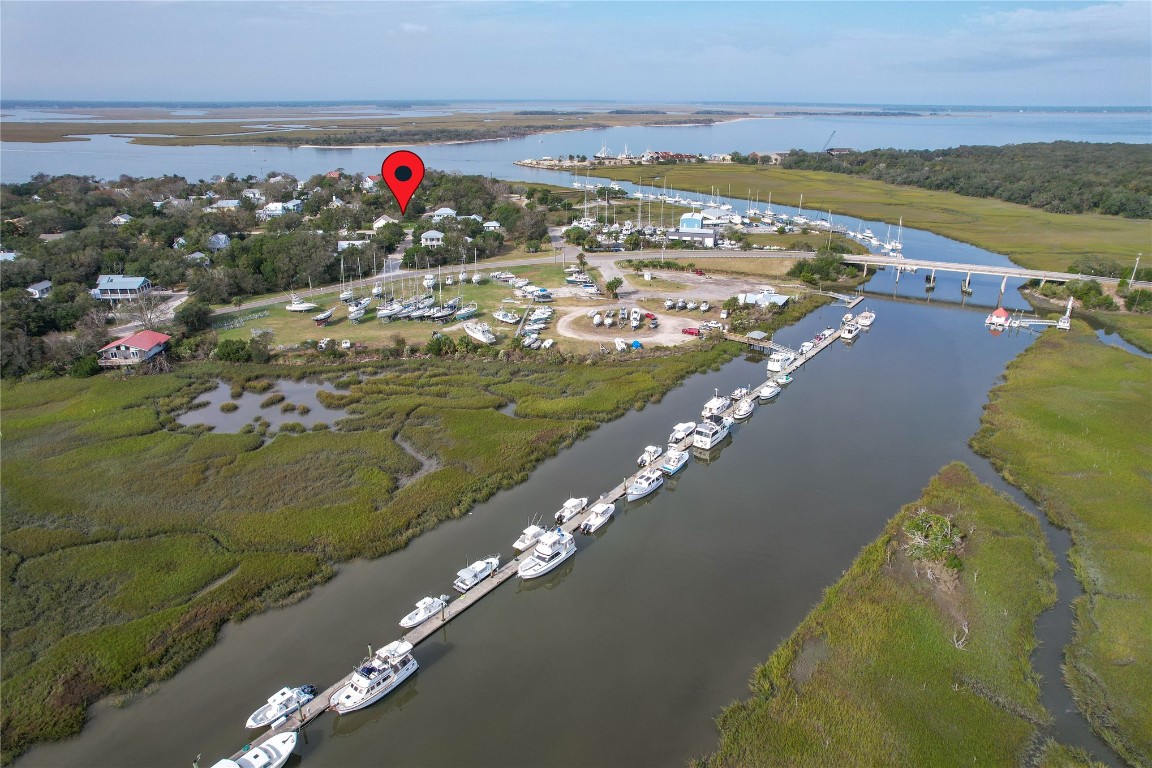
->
514, 523, 548, 552
686, 301, 698, 311
730, 386, 749, 401
700, 301, 710, 312
660, 448, 690, 475
453, 555, 500, 593
766, 351, 795, 372
693, 418, 731, 449
593, 313, 603, 327
842, 313, 855, 325
855, 310, 876, 327
578, 501, 616, 534
841, 322, 861, 341
626, 467, 664, 501
399, 595, 450, 629
464, 322, 496, 345
209, 731, 298, 768
637, 445, 664, 467
285, 295, 318, 312
798, 341, 815, 355
701, 390, 730, 419
245, 685, 318, 729
518, 528, 576, 579
555, 497, 588, 524
775, 373, 793, 386
329, 640, 418, 714
664, 299, 675, 310
759, 384, 781, 402
614, 338, 627, 352
668, 421, 697, 444
493, 309, 521, 324
732, 398, 755, 420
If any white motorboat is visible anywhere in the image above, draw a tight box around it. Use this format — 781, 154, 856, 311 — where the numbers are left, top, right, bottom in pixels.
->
312, 307, 335, 324
541, 339, 554, 349
660, 448, 690, 475
730, 386, 749, 401
399, 595, 449, 629
493, 309, 521, 324
842, 313, 855, 325
733, 398, 755, 420
766, 351, 795, 372
614, 338, 627, 352
209, 731, 298, 768
285, 294, 318, 312
693, 418, 731, 449
578, 501, 616, 534
664, 299, 675, 310
453, 555, 500, 593
245, 685, 318, 729
604, 315, 615, 327
668, 421, 697, 444
514, 523, 548, 552
464, 322, 496, 345
637, 444, 664, 467
518, 528, 576, 579
775, 373, 793, 386
701, 390, 729, 419
821, 327, 837, 338
423, 274, 436, 289
759, 384, 781, 402
686, 301, 698, 311
855, 310, 876, 327
676, 299, 687, 310
554, 497, 588, 524
841, 322, 861, 341
329, 640, 418, 714
626, 467, 664, 501
593, 313, 603, 327
700, 301, 710, 312
798, 341, 815, 355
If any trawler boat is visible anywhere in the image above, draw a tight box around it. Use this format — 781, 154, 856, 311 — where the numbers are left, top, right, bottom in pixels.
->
285, 295, 318, 312
518, 529, 576, 579
637, 444, 664, 467
329, 640, 418, 714
245, 685, 318, 729
668, 421, 697, 444
399, 596, 449, 629
659, 448, 690, 475
514, 523, 548, 552
841, 322, 861, 341
701, 390, 730, 419
554, 497, 588, 524
464, 322, 496, 345
578, 501, 616, 534
693, 418, 731, 449
855, 310, 876, 327
759, 384, 781, 402
209, 731, 298, 768
626, 467, 664, 501
453, 555, 500, 593
732, 398, 755, 420
766, 351, 795, 372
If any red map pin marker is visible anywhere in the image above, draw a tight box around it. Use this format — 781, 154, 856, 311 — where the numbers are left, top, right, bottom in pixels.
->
381, 150, 425, 214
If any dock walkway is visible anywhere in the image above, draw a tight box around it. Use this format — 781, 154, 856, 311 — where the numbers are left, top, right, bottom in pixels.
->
232, 323, 847, 760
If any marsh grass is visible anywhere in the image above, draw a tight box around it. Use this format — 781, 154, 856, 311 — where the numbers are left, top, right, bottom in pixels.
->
699, 463, 1063, 768
0, 343, 737, 762
971, 323, 1152, 765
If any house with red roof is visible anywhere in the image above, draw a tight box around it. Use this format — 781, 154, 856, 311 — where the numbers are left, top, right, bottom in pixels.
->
98, 330, 171, 368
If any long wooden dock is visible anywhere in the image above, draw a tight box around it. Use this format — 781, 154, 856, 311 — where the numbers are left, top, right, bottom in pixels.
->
230, 323, 849, 760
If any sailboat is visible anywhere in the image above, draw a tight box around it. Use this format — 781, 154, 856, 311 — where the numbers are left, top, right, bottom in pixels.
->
338, 255, 353, 302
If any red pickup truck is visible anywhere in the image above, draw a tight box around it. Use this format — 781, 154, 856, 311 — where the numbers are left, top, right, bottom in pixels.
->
681, 327, 701, 336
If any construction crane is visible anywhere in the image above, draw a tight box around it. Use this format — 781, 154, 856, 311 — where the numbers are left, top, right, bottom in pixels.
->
820, 130, 836, 152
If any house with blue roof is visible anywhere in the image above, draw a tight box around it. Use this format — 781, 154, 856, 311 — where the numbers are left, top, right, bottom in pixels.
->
91, 274, 151, 302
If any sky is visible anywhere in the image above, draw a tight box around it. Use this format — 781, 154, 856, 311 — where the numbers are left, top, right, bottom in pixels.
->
1, 1, 1150, 107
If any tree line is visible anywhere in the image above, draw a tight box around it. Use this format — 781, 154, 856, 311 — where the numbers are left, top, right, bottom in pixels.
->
776, 142, 1151, 218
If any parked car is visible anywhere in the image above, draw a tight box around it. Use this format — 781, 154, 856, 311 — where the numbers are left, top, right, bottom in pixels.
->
692, 269, 705, 276
681, 327, 701, 336
340, 339, 352, 350
644, 312, 656, 320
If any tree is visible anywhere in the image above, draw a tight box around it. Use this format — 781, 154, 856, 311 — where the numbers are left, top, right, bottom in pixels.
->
175, 298, 213, 332
576, 252, 588, 270
563, 226, 588, 245
121, 292, 166, 330
214, 338, 251, 362
623, 233, 642, 251
605, 277, 623, 298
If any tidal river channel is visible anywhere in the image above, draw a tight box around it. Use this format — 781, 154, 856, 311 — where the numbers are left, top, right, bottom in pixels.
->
19, 288, 1123, 767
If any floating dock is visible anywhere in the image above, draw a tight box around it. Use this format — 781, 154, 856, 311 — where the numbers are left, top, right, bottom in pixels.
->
231, 324, 848, 759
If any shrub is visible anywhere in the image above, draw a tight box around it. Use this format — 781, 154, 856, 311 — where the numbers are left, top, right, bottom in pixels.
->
220, 402, 239, 413
1125, 289, 1152, 312
279, 421, 305, 433
259, 393, 285, 408
296, 404, 311, 415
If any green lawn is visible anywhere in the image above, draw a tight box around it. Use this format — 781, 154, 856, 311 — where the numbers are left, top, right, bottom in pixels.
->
971, 323, 1152, 766
698, 463, 1101, 768
589, 164, 1149, 274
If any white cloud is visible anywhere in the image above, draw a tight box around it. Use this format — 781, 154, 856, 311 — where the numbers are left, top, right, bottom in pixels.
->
399, 21, 428, 34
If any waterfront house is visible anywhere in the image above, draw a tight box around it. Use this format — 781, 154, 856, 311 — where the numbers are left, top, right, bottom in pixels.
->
92, 274, 151, 302
421, 230, 444, 248
98, 330, 171, 368
26, 280, 52, 299
242, 188, 265, 205
372, 213, 398, 230
362, 174, 383, 191
109, 213, 133, 226
207, 233, 231, 252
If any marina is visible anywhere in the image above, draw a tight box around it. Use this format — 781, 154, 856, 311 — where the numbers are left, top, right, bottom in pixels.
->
222, 316, 849, 763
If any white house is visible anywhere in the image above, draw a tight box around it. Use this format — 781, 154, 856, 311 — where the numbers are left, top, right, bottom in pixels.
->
327, 196, 345, 209
430, 207, 457, 222
206, 199, 240, 212
483, 221, 501, 232
26, 280, 52, 299
462, 214, 483, 223
372, 213, 398, 230
242, 188, 265, 205
98, 330, 171, 368
667, 228, 716, 248
421, 230, 444, 247
361, 174, 383, 191
337, 240, 370, 252
186, 251, 210, 265
109, 213, 133, 226
91, 274, 151, 301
